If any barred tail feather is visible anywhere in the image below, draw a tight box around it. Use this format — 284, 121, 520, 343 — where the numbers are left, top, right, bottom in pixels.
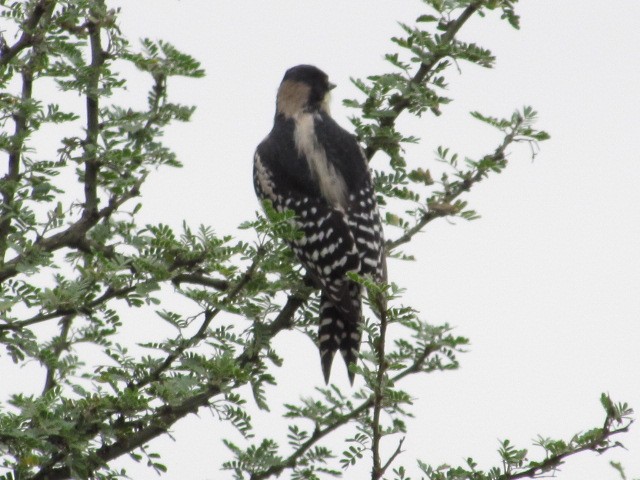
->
318, 285, 362, 385
339, 283, 362, 385
319, 295, 341, 383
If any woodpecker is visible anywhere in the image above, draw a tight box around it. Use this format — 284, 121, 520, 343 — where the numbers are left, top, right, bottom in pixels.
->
253, 65, 386, 384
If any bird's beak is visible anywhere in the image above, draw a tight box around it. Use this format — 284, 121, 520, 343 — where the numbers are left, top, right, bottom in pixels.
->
328, 82, 337, 90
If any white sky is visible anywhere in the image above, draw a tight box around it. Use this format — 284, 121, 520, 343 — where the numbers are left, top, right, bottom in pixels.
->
4, 1, 640, 479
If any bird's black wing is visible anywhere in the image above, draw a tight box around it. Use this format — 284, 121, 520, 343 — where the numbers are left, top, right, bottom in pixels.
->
315, 114, 387, 283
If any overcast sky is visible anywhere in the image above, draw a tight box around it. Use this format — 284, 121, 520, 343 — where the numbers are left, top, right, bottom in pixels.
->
4, 1, 640, 478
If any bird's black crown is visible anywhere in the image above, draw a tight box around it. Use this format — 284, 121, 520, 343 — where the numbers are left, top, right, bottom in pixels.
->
283, 65, 328, 85
282, 65, 335, 108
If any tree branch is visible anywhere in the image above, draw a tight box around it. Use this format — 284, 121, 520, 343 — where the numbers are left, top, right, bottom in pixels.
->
0, 176, 144, 285
30, 383, 222, 480
0, 284, 136, 332
380, 437, 405, 475
266, 281, 311, 336
249, 344, 437, 480
0, 0, 57, 260
251, 398, 375, 480
0, 0, 56, 68
0, 241, 226, 332
365, 1, 484, 160
0, 66, 33, 262
386, 124, 517, 251
0, 208, 234, 334
371, 306, 389, 479
97, 176, 145, 220
132, 249, 264, 390
41, 314, 74, 395
82, 6, 106, 221
504, 421, 633, 480
171, 272, 229, 291
32, 270, 318, 479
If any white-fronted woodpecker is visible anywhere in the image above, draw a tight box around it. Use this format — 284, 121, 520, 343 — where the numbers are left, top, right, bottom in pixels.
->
253, 65, 386, 384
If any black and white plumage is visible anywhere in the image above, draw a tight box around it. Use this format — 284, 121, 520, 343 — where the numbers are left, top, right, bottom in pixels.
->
253, 65, 386, 384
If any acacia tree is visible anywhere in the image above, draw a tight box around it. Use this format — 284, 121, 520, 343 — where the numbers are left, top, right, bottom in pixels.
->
0, 1, 634, 479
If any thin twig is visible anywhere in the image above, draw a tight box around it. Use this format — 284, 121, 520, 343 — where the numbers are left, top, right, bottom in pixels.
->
0, 285, 136, 332
267, 277, 313, 335
41, 314, 74, 394
131, 309, 217, 391
172, 273, 229, 291
371, 305, 389, 479
380, 437, 405, 475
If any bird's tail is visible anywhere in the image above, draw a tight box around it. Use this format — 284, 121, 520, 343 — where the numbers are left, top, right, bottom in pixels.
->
318, 283, 362, 385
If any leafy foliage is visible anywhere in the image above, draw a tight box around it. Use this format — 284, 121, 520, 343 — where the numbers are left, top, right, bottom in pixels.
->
0, 1, 632, 480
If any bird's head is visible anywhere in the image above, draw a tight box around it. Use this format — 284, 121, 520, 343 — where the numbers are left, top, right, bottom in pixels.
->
276, 65, 336, 118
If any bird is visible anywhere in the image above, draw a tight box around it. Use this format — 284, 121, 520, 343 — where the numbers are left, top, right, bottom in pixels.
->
253, 65, 386, 384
